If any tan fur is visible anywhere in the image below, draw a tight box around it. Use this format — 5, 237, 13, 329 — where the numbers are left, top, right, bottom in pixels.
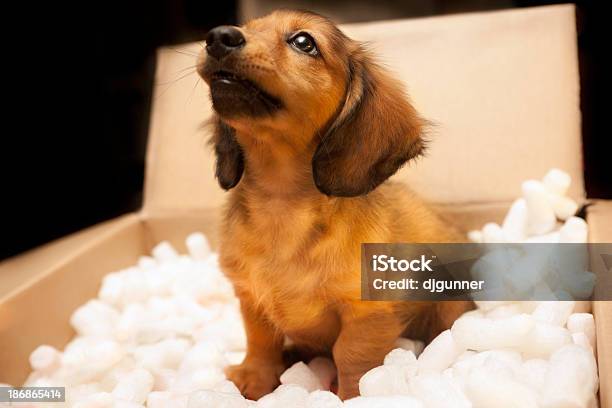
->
198, 10, 472, 400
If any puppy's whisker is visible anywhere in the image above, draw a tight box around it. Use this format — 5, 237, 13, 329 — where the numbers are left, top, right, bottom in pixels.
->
169, 48, 200, 57
154, 71, 198, 101
186, 77, 202, 106
156, 70, 197, 87
172, 64, 199, 75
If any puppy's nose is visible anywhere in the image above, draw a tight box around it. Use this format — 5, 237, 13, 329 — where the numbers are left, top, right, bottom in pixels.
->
206, 26, 245, 59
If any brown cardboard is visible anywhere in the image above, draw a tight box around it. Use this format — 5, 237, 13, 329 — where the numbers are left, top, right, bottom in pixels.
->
0, 5, 609, 406
589, 200, 612, 408
0, 215, 140, 300
0, 215, 144, 383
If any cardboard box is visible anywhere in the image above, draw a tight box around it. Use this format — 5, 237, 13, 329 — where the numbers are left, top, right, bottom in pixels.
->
0, 4, 610, 406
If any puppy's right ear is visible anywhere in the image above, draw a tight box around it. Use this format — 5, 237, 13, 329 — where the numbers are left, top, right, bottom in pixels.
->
209, 117, 244, 190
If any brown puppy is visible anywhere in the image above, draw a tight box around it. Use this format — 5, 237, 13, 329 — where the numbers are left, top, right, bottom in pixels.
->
197, 10, 471, 400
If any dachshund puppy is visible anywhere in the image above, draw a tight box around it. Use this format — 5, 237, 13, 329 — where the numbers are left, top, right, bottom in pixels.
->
197, 10, 472, 400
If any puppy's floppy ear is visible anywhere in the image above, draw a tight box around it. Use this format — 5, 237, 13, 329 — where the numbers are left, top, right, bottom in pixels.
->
312, 46, 425, 197
209, 116, 244, 190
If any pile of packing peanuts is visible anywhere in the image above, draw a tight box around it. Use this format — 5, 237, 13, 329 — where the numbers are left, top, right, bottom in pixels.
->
12, 169, 598, 408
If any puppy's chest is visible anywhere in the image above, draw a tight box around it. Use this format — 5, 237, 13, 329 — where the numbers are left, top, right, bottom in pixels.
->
222, 194, 369, 329
240, 249, 336, 329
224, 206, 355, 330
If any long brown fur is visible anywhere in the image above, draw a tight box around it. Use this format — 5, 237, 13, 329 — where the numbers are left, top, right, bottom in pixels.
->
197, 10, 472, 400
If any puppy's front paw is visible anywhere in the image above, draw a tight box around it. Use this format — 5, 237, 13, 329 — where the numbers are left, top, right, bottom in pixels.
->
337, 385, 360, 401
336, 373, 361, 401
225, 360, 284, 400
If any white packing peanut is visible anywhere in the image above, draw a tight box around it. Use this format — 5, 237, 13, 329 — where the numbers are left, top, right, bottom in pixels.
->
187, 389, 248, 408
270, 384, 309, 407
559, 216, 589, 243
60, 338, 125, 384
465, 363, 538, 408
70, 299, 120, 337
114, 400, 146, 408
359, 365, 411, 397
451, 314, 534, 351
305, 390, 342, 408
172, 368, 225, 394
151, 368, 177, 391
467, 230, 483, 243
384, 348, 417, 367
567, 313, 596, 350
280, 362, 324, 392
133, 338, 191, 372
523, 180, 557, 235
532, 301, 575, 326
307, 357, 337, 391
573, 332, 595, 354
393, 338, 424, 357
138, 256, 157, 270
551, 195, 579, 220
185, 232, 212, 260
178, 341, 228, 373
152, 241, 179, 263
410, 372, 471, 408
542, 168, 571, 196
485, 303, 523, 319
539, 344, 599, 408
417, 330, 463, 374
521, 322, 572, 359
72, 392, 115, 408
502, 198, 529, 242
29, 345, 61, 373
111, 368, 154, 404
343, 395, 424, 408
518, 358, 549, 392
214, 379, 242, 395
481, 222, 505, 243
146, 391, 174, 408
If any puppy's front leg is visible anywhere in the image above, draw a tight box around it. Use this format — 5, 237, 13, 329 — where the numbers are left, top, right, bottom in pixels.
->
225, 296, 285, 400
333, 305, 405, 400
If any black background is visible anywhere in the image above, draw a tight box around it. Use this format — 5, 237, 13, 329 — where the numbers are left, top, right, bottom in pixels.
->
1, 0, 609, 260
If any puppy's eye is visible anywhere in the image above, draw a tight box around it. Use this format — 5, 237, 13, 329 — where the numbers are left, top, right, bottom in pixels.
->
289, 33, 317, 55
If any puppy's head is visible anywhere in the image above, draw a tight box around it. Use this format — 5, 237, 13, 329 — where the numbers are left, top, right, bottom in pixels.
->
198, 10, 425, 196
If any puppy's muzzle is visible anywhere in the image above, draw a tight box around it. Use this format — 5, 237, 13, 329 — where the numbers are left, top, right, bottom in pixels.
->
201, 25, 282, 118
206, 26, 245, 60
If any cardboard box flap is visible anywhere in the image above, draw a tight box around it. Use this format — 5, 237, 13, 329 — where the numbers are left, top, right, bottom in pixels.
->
144, 4, 584, 215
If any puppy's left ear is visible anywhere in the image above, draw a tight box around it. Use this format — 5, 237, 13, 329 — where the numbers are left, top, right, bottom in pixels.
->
209, 117, 244, 190
312, 47, 425, 197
